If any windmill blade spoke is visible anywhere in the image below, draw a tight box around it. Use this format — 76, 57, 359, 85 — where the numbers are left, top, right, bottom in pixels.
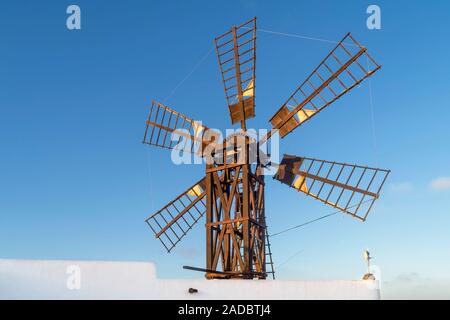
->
215, 17, 256, 126
143, 100, 219, 156
268, 33, 381, 139
274, 155, 390, 221
145, 178, 207, 252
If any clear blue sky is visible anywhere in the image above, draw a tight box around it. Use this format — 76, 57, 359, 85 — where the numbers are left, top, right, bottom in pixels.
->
1, 0, 449, 299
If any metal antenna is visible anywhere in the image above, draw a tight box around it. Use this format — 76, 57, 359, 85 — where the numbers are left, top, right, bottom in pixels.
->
363, 250, 375, 280
364, 249, 373, 274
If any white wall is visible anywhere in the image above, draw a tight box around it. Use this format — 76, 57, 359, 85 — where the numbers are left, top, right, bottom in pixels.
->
0, 259, 380, 300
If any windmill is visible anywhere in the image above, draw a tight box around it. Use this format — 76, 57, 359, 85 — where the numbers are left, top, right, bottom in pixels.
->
143, 17, 390, 280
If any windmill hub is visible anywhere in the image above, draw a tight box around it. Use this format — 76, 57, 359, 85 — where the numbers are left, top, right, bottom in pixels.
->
143, 17, 390, 280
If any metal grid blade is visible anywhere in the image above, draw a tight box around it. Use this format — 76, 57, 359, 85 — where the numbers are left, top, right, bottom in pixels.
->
274, 154, 390, 221
215, 17, 256, 125
143, 100, 218, 156
145, 178, 207, 252
269, 33, 381, 138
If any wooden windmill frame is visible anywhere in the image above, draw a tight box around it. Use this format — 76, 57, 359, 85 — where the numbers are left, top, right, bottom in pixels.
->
143, 17, 390, 280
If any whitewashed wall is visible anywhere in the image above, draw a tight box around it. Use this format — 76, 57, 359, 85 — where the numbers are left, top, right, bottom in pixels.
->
0, 259, 380, 300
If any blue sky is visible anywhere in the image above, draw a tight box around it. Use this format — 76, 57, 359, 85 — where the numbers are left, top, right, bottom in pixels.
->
1, 0, 449, 299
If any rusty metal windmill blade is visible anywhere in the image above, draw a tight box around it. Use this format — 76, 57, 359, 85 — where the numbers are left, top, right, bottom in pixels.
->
143, 100, 220, 157
215, 17, 256, 127
268, 33, 381, 140
145, 178, 207, 252
274, 155, 390, 221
